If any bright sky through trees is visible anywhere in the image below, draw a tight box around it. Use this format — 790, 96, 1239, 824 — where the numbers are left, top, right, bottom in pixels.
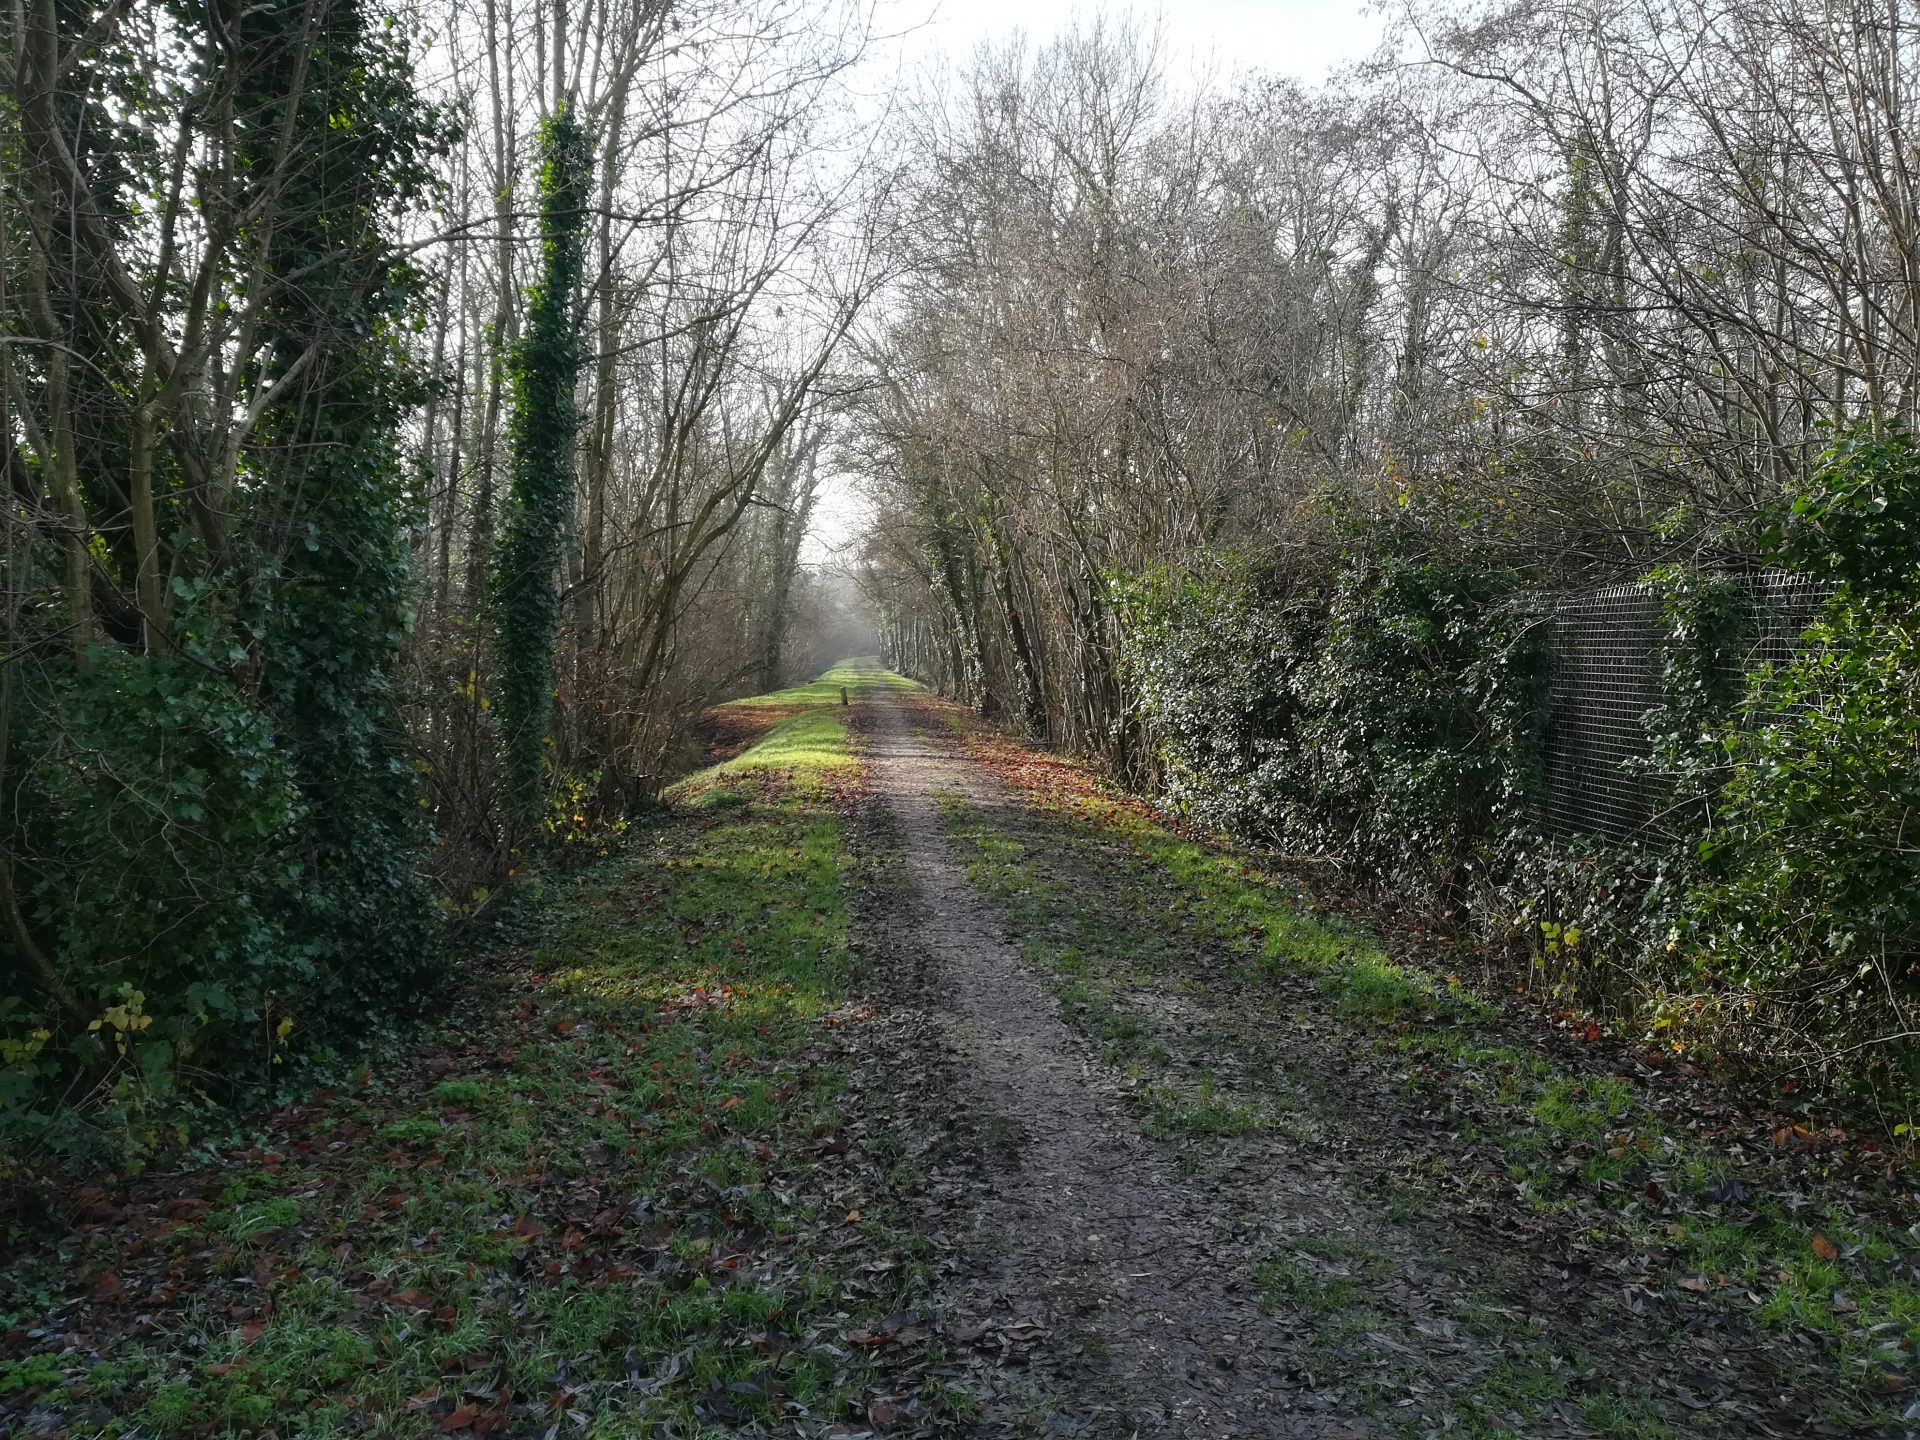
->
803, 0, 1389, 562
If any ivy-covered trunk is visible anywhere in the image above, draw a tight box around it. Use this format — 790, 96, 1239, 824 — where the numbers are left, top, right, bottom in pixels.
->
234, 0, 448, 1033
493, 110, 592, 840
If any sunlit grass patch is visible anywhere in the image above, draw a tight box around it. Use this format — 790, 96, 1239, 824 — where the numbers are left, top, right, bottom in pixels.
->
723, 656, 918, 709
951, 744, 1489, 1028
1107, 817, 1489, 1027
695, 705, 857, 787
674, 658, 909, 799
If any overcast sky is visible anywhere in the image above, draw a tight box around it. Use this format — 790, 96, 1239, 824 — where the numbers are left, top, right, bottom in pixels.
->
806, 1, 1390, 564
888, 0, 1387, 84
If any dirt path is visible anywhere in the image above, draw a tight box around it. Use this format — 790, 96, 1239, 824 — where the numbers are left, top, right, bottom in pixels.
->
859, 695, 1348, 1438
848, 690, 1894, 1440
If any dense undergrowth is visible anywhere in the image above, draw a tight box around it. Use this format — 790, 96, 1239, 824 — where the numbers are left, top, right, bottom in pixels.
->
1117, 428, 1920, 1116
0, 0, 449, 1183
0, 661, 938, 1438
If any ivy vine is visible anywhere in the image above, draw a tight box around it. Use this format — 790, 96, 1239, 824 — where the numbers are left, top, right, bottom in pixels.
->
493, 109, 592, 835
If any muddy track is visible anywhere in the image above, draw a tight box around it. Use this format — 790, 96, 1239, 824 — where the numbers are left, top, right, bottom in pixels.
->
854, 695, 1357, 1439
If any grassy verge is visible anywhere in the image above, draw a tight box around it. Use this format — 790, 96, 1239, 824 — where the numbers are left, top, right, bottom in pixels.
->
0, 660, 937, 1439
928, 701, 1918, 1434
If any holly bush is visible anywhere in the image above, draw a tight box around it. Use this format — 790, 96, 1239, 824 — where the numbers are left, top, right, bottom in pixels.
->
1124, 519, 1547, 901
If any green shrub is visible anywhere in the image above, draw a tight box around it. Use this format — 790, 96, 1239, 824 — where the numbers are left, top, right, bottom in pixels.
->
0, 0, 447, 1174
1301, 541, 1545, 881
1681, 429, 1920, 1091
1118, 557, 1324, 843
1, 648, 311, 1164
1124, 521, 1547, 899
1122, 434, 1920, 1106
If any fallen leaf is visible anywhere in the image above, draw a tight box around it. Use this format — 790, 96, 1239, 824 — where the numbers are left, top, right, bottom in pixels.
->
1812, 1233, 1839, 1262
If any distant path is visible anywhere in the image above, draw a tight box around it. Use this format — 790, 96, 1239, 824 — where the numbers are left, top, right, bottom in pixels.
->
859, 693, 1335, 1439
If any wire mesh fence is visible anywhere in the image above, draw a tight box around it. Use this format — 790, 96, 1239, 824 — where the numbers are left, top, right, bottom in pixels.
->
1536, 571, 1835, 843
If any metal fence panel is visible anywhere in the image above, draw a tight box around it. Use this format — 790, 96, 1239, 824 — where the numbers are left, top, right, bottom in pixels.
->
1536, 572, 1834, 843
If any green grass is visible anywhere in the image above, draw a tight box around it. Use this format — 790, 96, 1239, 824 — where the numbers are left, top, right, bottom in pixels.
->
684, 659, 911, 788
428, 1077, 487, 1106
720, 656, 917, 710
1147, 1076, 1273, 1137
0, 1355, 65, 1396
1254, 1236, 1387, 1315
1253, 1254, 1362, 1313
1530, 1074, 1635, 1142
226, 1196, 301, 1242
0, 662, 950, 1440
1104, 808, 1490, 1029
